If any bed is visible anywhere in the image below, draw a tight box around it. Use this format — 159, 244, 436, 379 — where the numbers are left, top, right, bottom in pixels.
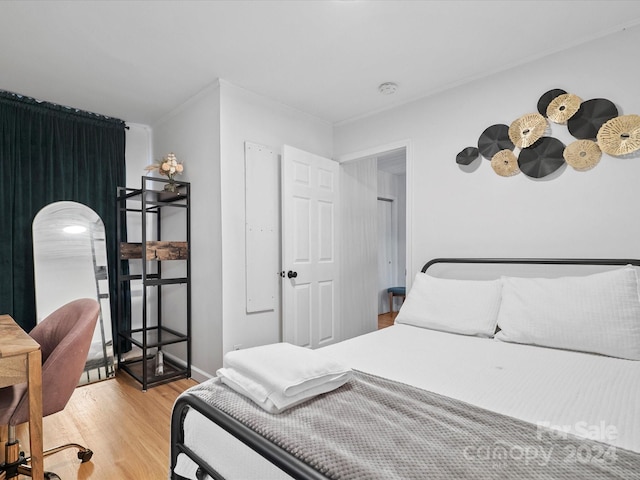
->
170, 258, 640, 479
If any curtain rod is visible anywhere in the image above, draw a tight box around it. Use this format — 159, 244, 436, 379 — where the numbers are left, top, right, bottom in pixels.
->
0, 89, 128, 129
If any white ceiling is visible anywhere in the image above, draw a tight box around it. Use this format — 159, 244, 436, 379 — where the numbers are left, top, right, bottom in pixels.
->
2, 1, 640, 126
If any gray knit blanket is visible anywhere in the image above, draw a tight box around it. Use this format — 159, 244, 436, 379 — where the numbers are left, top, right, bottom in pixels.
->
186, 371, 640, 479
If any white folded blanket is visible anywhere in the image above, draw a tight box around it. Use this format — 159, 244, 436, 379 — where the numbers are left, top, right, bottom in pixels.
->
216, 342, 352, 413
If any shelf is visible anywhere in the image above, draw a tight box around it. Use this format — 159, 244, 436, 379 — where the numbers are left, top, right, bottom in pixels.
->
118, 185, 188, 206
130, 190, 188, 206
116, 176, 191, 390
118, 276, 187, 285
120, 241, 188, 260
119, 326, 188, 350
119, 355, 189, 389
145, 277, 188, 286
155, 189, 188, 203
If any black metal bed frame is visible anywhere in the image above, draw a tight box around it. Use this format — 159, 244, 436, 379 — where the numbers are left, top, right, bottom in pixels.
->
421, 257, 640, 272
171, 393, 328, 480
170, 257, 640, 480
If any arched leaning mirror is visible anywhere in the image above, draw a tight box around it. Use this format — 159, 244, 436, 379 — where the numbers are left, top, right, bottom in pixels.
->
33, 201, 115, 385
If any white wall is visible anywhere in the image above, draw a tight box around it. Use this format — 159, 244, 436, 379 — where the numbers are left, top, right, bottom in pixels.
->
334, 26, 640, 285
125, 123, 153, 185
219, 80, 333, 359
152, 82, 222, 382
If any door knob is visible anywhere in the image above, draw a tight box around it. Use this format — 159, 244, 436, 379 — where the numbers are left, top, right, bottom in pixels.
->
287, 270, 298, 279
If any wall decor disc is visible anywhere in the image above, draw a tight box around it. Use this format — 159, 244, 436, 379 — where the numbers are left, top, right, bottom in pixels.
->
537, 88, 567, 116
546, 93, 582, 124
563, 140, 602, 171
597, 114, 640, 156
568, 98, 618, 140
456, 146, 479, 165
491, 149, 520, 177
477, 124, 514, 159
508, 113, 548, 148
518, 136, 565, 178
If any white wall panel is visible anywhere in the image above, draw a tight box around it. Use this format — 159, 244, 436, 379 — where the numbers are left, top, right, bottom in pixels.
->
245, 142, 278, 313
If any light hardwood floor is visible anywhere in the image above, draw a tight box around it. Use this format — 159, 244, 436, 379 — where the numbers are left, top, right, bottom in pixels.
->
378, 311, 397, 329
3, 373, 197, 479
3, 317, 393, 479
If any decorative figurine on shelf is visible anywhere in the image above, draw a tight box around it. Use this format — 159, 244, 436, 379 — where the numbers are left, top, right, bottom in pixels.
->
145, 152, 184, 192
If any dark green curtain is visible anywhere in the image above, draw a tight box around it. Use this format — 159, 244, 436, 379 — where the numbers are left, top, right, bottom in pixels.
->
0, 90, 127, 340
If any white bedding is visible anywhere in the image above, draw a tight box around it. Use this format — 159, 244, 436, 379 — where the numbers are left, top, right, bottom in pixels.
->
174, 323, 640, 479
321, 324, 640, 452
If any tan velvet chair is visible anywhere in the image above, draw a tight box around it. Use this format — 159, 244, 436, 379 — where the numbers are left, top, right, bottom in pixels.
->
0, 298, 99, 479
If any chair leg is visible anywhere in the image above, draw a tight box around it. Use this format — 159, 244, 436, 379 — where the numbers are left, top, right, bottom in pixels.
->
6, 444, 90, 480
1, 434, 27, 479
40, 443, 93, 463
388, 292, 393, 313
0, 425, 22, 477
1, 426, 91, 479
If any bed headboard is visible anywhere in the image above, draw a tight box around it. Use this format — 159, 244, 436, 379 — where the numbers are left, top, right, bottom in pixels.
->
422, 258, 640, 280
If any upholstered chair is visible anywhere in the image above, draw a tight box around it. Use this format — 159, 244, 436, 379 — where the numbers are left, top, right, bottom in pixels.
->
0, 298, 99, 479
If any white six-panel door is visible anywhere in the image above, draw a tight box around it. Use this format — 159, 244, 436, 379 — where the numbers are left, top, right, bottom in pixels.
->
281, 145, 339, 348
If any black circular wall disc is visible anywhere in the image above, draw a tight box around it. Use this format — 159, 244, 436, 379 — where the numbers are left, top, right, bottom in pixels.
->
477, 124, 514, 159
456, 146, 479, 165
567, 98, 618, 140
518, 137, 566, 178
537, 89, 567, 116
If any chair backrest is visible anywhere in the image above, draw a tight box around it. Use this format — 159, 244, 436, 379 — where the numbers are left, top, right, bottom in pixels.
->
8, 298, 99, 425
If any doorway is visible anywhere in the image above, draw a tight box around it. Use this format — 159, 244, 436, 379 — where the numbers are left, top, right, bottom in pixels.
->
338, 142, 409, 337
376, 148, 407, 325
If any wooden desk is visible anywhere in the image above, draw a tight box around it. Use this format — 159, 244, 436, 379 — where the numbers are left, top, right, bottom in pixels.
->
0, 315, 43, 480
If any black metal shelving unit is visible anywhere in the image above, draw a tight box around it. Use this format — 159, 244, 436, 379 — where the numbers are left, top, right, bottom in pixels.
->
116, 176, 191, 390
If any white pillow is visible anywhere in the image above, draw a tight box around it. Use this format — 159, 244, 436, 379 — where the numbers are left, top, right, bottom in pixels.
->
495, 266, 640, 360
395, 272, 502, 337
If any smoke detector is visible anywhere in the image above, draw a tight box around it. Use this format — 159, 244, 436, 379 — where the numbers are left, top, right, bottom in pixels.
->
378, 82, 398, 95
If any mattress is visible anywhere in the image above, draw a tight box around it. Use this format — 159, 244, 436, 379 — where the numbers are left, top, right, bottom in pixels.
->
321, 324, 640, 452
174, 324, 640, 479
